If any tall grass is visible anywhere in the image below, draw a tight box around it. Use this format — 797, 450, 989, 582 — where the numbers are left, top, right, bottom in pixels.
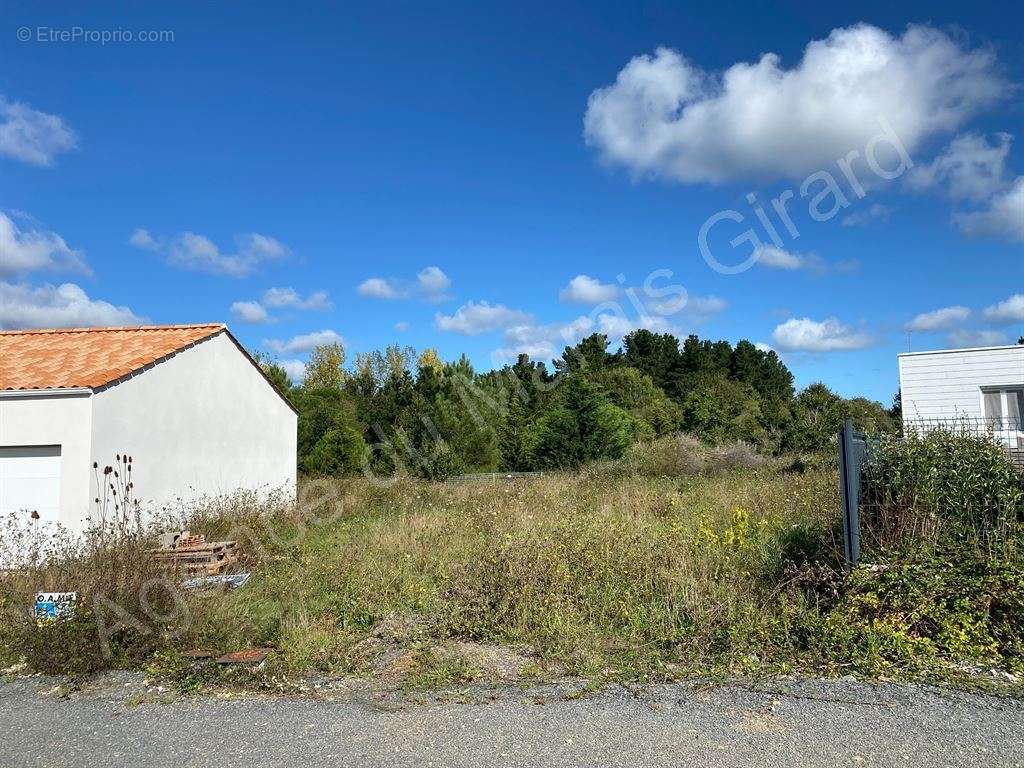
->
150, 464, 842, 679
3, 432, 1023, 686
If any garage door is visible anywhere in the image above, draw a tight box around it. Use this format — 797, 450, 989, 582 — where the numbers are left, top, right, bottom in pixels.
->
0, 446, 61, 524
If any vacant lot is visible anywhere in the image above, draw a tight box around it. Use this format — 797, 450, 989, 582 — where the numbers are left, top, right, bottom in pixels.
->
162, 462, 848, 684
2, 433, 1022, 691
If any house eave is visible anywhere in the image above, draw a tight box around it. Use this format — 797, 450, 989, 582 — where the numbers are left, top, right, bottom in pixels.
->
0, 387, 93, 399
897, 344, 1024, 358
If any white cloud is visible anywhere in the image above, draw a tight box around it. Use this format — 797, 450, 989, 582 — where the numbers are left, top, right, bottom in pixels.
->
905, 133, 1022, 242
394, 321, 410, 332
359, 266, 453, 302
947, 329, 1009, 348
643, 293, 727, 320
494, 316, 595, 361
584, 24, 1006, 184
280, 360, 306, 383
772, 317, 871, 352
492, 288, 728, 361
905, 305, 971, 332
0, 282, 141, 329
907, 132, 1013, 201
493, 308, 707, 363
132, 229, 290, 277
230, 300, 269, 324
752, 246, 856, 275
435, 301, 532, 335
754, 342, 775, 354
417, 266, 451, 301
983, 293, 1024, 324
264, 329, 345, 354
0, 96, 77, 166
754, 245, 803, 270
128, 228, 160, 251
673, 294, 727, 321
0, 211, 89, 276
954, 177, 1024, 241
262, 287, 331, 311
491, 342, 559, 364
559, 275, 620, 304
357, 277, 405, 300
841, 203, 894, 227
240, 233, 288, 261
595, 313, 681, 340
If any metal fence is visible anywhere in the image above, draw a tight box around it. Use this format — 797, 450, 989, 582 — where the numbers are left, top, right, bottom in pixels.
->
446, 471, 548, 484
902, 416, 1024, 470
838, 416, 1024, 569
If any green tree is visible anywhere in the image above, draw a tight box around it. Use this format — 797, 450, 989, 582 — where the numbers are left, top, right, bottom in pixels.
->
730, 340, 794, 404
527, 376, 633, 468
498, 388, 531, 469
595, 366, 681, 439
681, 376, 767, 447
889, 390, 903, 422
782, 383, 849, 454
622, 329, 681, 393
846, 397, 898, 435
557, 333, 613, 374
294, 387, 366, 475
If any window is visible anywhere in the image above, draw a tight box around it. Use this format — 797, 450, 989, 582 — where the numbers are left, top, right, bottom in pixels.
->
982, 388, 1024, 442
984, 390, 1004, 419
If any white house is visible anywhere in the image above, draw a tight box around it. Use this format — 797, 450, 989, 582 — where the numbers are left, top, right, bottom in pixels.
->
0, 324, 297, 534
898, 344, 1024, 450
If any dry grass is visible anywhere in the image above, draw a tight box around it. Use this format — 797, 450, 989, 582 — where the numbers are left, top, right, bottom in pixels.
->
1, 462, 842, 679
153, 464, 842, 681
5, 435, 1023, 689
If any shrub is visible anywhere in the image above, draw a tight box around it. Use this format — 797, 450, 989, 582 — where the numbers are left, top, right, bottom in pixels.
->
621, 434, 767, 479
860, 426, 1024, 552
822, 546, 1024, 676
622, 433, 706, 477
706, 442, 766, 473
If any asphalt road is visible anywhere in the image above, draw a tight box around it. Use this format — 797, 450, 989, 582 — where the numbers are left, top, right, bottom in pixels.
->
2, 673, 1023, 768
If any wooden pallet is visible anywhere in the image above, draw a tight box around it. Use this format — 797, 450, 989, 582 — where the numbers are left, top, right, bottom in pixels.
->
150, 536, 239, 575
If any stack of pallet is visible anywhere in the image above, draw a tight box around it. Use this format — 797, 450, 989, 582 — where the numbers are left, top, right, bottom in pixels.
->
150, 531, 239, 575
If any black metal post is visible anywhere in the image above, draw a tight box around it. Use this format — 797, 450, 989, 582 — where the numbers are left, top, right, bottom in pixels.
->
839, 418, 861, 570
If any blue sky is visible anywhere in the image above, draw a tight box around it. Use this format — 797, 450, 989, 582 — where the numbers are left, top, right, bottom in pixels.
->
2, 1, 1022, 402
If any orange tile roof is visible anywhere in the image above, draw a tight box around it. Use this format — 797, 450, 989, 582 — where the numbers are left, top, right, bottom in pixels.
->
0, 324, 226, 390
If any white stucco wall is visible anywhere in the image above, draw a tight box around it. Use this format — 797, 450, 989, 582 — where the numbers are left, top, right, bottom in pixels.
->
0, 391, 93, 531
898, 345, 1024, 421
90, 331, 297, 519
